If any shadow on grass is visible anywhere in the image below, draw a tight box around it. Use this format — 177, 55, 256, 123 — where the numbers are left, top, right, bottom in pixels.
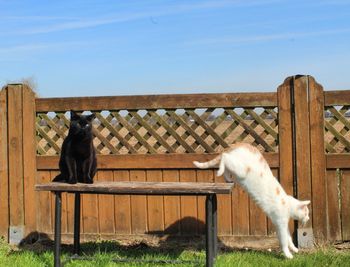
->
13, 217, 283, 263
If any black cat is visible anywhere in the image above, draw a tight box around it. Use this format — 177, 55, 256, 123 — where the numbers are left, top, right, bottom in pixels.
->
53, 110, 97, 184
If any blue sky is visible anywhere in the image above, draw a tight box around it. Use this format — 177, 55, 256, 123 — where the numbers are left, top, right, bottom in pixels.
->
0, 0, 350, 97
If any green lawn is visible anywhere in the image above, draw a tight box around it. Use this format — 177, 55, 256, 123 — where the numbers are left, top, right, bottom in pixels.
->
1, 238, 350, 267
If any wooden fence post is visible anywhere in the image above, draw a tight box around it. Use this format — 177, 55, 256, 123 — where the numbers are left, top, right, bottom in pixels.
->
283, 75, 328, 244
277, 77, 295, 236
7, 84, 37, 244
0, 87, 9, 240
23, 85, 37, 237
308, 77, 327, 240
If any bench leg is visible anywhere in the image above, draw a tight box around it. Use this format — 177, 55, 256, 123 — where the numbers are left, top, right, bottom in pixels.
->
206, 194, 215, 267
73, 193, 81, 255
213, 194, 218, 259
54, 192, 62, 267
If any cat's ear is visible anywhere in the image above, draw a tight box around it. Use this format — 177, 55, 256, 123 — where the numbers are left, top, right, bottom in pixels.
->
299, 200, 310, 209
87, 113, 96, 122
70, 110, 80, 121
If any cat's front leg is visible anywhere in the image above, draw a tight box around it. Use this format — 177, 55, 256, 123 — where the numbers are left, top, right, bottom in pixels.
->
277, 224, 293, 259
82, 158, 94, 184
288, 235, 299, 253
223, 170, 234, 184
66, 156, 77, 184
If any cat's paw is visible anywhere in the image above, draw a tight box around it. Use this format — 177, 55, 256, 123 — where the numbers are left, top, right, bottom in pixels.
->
290, 246, 298, 253
283, 251, 294, 259
67, 179, 77, 184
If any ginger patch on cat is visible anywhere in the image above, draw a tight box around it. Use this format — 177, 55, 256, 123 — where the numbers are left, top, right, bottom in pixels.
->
276, 187, 280, 195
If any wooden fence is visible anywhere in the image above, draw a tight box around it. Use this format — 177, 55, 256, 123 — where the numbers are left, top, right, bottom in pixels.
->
0, 75, 349, 246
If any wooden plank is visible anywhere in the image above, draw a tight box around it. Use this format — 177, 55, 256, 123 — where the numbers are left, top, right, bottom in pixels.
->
0, 88, 8, 240
146, 170, 164, 233
23, 86, 37, 235
214, 171, 232, 236
130, 170, 147, 234
232, 184, 249, 235
276, 79, 296, 249
197, 170, 214, 234
249, 199, 267, 236
179, 170, 198, 235
8, 85, 24, 227
267, 169, 279, 236
82, 171, 99, 234
293, 76, 312, 225
66, 188, 76, 234
37, 171, 52, 234
163, 170, 180, 234
277, 79, 294, 196
36, 181, 234, 195
324, 90, 350, 106
35, 92, 278, 112
37, 153, 279, 170
327, 154, 350, 169
308, 76, 327, 240
114, 170, 131, 234
97, 171, 115, 234
326, 170, 341, 241
341, 170, 350, 240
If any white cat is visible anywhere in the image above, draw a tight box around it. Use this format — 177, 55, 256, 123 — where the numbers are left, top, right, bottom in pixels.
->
193, 142, 310, 259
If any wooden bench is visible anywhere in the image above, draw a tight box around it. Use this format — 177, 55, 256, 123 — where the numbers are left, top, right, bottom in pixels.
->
36, 181, 234, 267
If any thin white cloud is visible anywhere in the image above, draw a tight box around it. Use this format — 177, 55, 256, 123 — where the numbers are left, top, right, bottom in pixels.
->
1, 15, 78, 21
14, 0, 281, 35
0, 41, 89, 54
185, 28, 350, 46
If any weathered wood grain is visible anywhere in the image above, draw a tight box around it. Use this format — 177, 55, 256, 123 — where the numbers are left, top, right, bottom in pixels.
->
308, 76, 327, 240
36, 92, 277, 112
326, 170, 341, 241
37, 153, 280, 170
146, 170, 164, 233
130, 171, 147, 234
293, 76, 312, 227
114, 170, 131, 234
8, 85, 24, 227
97, 171, 115, 234
36, 181, 234, 195
0, 88, 8, 240
23, 86, 37, 235
325, 90, 350, 106
163, 170, 180, 234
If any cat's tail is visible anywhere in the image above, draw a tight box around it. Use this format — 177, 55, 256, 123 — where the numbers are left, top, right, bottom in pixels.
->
193, 155, 222, 170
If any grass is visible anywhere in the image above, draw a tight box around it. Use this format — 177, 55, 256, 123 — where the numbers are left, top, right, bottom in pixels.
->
1, 238, 350, 267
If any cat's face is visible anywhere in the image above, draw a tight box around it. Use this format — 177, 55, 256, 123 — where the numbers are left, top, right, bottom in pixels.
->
295, 200, 310, 225
70, 110, 95, 136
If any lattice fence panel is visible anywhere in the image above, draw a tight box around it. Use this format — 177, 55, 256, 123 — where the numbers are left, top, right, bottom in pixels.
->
36, 107, 279, 155
325, 105, 350, 153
